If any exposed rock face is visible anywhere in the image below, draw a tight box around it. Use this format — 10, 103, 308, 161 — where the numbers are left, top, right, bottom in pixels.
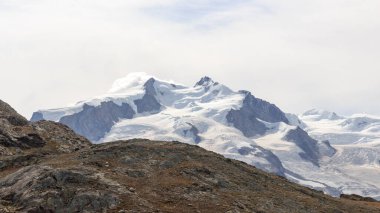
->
242, 92, 289, 124
194, 76, 219, 91
0, 100, 28, 126
238, 145, 286, 176
0, 99, 91, 156
0, 100, 45, 150
340, 194, 379, 202
33, 121, 92, 153
29, 111, 44, 122
0, 166, 119, 213
283, 127, 336, 165
226, 110, 268, 137
183, 123, 201, 144
134, 78, 162, 114
195, 76, 214, 87
0, 126, 45, 149
59, 102, 135, 142
227, 91, 289, 137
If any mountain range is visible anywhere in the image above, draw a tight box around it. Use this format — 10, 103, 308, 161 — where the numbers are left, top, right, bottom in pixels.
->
3, 99, 380, 212
31, 72, 380, 200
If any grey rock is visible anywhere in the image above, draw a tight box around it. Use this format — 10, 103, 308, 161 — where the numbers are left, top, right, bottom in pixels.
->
227, 92, 289, 137
283, 127, 322, 165
0, 154, 40, 172
319, 140, 337, 157
30, 111, 44, 122
0, 100, 91, 157
238, 145, 286, 176
32, 121, 91, 153
237, 147, 254, 156
183, 123, 201, 144
0, 100, 28, 126
134, 78, 162, 114
227, 111, 268, 137
194, 76, 220, 92
0, 166, 119, 213
59, 101, 135, 142
124, 169, 146, 178
0, 110, 46, 149
241, 92, 289, 123
195, 76, 214, 87
0, 131, 45, 149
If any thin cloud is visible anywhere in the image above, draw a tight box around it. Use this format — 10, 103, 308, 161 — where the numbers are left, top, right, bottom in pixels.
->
0, 0, 380, 117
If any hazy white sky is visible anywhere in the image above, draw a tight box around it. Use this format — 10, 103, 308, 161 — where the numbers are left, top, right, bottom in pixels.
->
1, 0, 380, 118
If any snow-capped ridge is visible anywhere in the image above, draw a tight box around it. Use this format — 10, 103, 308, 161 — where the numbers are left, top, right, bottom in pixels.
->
31, 73, 380, 200
285, 113, 307, 129
340, 116, 380, 132
301, 109, 344, 121
108, 72, 153, 94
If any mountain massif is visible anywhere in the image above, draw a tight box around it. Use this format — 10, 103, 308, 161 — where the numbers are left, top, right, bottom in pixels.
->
0, 99, 380, 212
31, 73, 380, 200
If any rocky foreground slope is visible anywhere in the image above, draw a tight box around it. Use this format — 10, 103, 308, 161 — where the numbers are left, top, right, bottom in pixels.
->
1, 100, 380, 212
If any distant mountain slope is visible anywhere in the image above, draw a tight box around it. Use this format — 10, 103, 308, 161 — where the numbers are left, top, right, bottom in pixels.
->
31, 72, 380, 199
298, 110, 380, 199
300, 110, 380, 145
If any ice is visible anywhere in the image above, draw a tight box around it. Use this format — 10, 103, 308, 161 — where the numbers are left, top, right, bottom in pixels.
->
33, 74, 380, 200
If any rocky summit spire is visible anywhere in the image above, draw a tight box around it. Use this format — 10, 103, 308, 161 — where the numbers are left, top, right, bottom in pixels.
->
194, 76, 215, 87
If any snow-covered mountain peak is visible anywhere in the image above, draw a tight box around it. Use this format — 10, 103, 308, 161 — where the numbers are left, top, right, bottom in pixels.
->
193, 76, 232, 95
195, 76, 216, 87
31, 74, 380, 200
301, 109, 344, 121
350, 113, 380, 119
339, 116, 380, 132
108, 72, 154, 94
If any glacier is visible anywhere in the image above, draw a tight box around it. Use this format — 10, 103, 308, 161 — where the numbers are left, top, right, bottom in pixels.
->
31, 72, 380, 200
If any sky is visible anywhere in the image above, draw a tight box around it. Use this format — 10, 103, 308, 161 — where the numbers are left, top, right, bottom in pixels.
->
1, 0, 380, 118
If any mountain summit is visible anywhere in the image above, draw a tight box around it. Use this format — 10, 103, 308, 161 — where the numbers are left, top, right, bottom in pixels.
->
194, 76, 216, 87
31, 73, 380, 200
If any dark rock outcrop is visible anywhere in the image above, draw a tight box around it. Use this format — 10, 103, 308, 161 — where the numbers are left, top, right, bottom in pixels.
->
283, 127, 337, 165
284, 127, 319, 164
341, 194, 378, 202
227, 91, 289, 137
194, 76, 219, 91
195, 76, 214, 87
59, 101, 135, 142
0, 100, 45, 149
0, 166, 119, 213
238, 145, 286, 176
134, 78, 162, 114
183, 123, 201, 144
33, 121, 91, 152
0, 100, 28, 126
227, 111, 268, 137
30, 111, 44, 122
0, 99, 91, 155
